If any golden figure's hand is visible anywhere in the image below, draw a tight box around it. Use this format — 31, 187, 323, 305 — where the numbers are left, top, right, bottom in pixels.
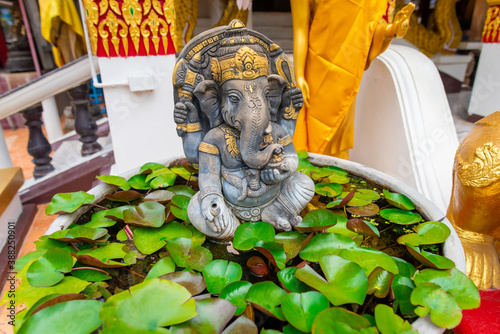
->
296, 76, 310, 108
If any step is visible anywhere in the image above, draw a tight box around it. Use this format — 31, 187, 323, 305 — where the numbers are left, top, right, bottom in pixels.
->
253, 12, 293, 27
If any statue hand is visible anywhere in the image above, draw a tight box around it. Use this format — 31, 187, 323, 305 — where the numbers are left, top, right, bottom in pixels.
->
201, 194, 230, 233
261, 162, 292, 184
296, 76, 310, 108
174, 101, 199, 124
281, 87, 304, 113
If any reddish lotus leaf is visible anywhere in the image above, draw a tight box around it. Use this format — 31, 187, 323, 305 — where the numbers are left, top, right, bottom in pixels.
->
105, 190, 143, 202
71, 253, 127, 268
346, 219, 380, 237
247, 256, 269, 277
347, 203, 380, 217
327, 190, 356, 209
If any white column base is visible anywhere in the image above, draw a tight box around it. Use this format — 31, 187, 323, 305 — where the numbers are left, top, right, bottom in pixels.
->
41, 96, 64, 143
0, 127, 13, 169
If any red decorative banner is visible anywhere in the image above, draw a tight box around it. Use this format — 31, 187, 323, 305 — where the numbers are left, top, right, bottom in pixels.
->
82, 0, 177, 57
482, 5, 500, 43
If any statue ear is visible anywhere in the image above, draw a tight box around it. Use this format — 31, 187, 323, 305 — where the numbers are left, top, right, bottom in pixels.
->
194, 80, 222, 128
268, 74, 287, 121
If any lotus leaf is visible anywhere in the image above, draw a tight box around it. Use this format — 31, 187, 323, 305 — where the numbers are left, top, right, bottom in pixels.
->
168, 185, 197, 198
45, 191, 95, 215
274, 232, 307, 262
406, 245, 455, 269
374, 304, 417, 334
18, 300, 103, 334
299, 233, 357, 262
221, 315, 258, 334
346, 219, 380, 237
139, 162, 168, 174
346, 203, 380, 217
144, 190, 175, 203
145, 257, 176, 280
134, 221, 192, 254
104, 205, 135, 221
295, 209, 338, 232
391, 275, 416, 315
220, 281, 253, 315
245, 281, 287, 320
105, 190, 142, 202
71, 267, 111, 282
127, 174, 152, 190
383, 190, 415, 211
315, 183, 342, 197
97, 175, 131, 190
413, 268, 480, 309
254, 241, 287, 270
233, 222, 276, 251
202, 260, 242, 294
311, 307, 377, 334
48, 226, 108, 243
379, 209, 422, 225
367, 267, 394, 298
149, 169, 177, 188
123, 201, 166, 227
281, 291, 330, 332
167, 237, 213, 271
277, 267, 313, 293
171, 195, 191, 222
397, 221, 451, 246
100, 279, 197, 333
410, 283, 462, 328
338, 247, 399, 276
160, 271, 207, 296
296, 257, 368, 306
27, 247, 74, 287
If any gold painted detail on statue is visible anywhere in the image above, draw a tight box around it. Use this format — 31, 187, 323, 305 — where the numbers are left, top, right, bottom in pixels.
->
185, 70, 197, 86
275, 53, 297, 88
220, 124, 242, 160
177, 123, 201, 133
278, 135, 293, 147
283, 105, 296, 120
457, 143, 500, 187
199, 142, 220, 155
211, 46, 269, 85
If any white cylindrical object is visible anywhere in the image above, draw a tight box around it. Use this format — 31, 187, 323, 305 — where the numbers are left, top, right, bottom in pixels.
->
41, 97, 64, 143
0, 127, 13, 169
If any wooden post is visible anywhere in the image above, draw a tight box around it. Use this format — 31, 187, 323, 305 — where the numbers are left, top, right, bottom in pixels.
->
21, 105, 55, 179
67, 83, 102, 156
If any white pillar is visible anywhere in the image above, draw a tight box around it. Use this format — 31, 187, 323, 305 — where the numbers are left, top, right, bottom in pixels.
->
0, 127, 13, 168
469, 43, 500, 117
41, 96, 64, 143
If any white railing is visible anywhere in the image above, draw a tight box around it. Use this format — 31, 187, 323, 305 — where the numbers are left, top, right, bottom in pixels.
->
0, 55, 98, 170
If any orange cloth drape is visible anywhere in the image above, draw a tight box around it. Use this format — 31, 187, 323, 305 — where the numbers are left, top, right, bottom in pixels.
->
293, 0, 386, 156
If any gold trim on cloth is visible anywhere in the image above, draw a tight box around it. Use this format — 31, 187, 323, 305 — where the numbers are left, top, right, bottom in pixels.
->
199, 142, 220, 155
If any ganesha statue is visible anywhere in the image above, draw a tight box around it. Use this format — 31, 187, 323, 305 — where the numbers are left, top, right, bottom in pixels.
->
173, 20, 315, 239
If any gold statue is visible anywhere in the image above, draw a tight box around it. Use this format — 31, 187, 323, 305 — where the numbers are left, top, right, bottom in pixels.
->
291, 0, 413, 158
447, 111, 500, 290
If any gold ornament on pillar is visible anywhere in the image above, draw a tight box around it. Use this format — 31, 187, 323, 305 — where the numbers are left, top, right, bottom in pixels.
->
121, 0, 143, 53
98, 10, 129, 57
482, 1, 500, 43
447, 111, 500, 290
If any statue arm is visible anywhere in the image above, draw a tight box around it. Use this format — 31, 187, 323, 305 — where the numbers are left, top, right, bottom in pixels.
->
291, 0, 311, 108
174, 101, 204, 163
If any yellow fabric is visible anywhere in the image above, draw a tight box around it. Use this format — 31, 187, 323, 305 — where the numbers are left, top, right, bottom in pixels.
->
39, 0, 86, 67
293, 0, 386, 156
